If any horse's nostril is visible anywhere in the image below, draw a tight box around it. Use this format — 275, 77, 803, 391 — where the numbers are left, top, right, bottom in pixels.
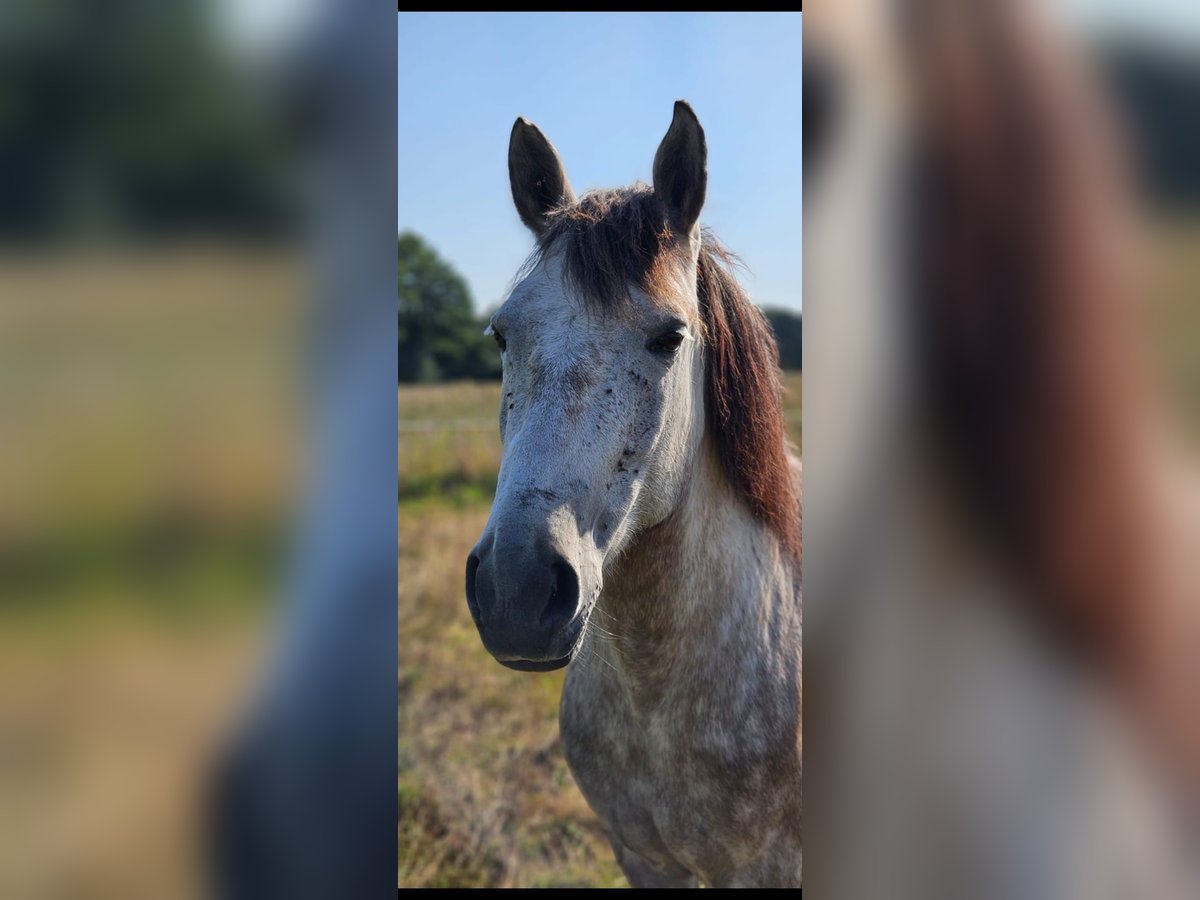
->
465, 553, 482, 625
539, 557, 580, 631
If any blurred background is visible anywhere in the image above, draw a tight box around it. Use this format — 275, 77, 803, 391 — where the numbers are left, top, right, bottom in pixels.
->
397, 12, 801, 889
0, 1, 397, 897
804, 0, 1199, 897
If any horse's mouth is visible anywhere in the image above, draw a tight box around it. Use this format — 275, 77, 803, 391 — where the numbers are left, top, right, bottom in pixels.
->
492, 625, 584, 672
497, 652, 574, 672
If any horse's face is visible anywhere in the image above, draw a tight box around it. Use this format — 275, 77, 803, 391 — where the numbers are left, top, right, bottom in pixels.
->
467, 103, 708, 671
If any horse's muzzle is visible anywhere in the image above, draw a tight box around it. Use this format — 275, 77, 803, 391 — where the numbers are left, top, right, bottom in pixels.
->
465, 536, 584, 669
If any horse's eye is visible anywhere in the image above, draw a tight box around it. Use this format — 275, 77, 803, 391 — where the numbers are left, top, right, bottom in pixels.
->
647, 331, 685, 354
492, 329, 507, 352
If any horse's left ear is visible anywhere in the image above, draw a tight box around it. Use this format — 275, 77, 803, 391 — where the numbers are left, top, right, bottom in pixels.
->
653, 100, 708, 241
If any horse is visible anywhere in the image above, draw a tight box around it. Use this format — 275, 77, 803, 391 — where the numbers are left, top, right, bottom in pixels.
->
463, 101, 803, 888
805, 2, 1200, 897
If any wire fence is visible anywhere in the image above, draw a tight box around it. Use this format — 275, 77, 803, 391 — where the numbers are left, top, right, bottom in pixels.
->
399, 420, 502, 497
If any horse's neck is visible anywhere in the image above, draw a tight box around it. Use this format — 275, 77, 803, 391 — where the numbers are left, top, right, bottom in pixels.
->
594, 437, 799, 705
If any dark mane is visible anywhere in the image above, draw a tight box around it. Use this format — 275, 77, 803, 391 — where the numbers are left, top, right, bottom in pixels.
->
697, 236, 803, 562
525, 185, 803, 560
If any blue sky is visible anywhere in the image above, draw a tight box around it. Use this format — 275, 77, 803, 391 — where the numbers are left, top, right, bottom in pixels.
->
397, 13, 804, 314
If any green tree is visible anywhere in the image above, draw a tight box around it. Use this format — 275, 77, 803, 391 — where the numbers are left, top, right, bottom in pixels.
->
764, 307, 803, 371
398, 233, 501, 382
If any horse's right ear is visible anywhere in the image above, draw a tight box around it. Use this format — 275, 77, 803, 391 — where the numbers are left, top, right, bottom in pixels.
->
509, 117, 576, 236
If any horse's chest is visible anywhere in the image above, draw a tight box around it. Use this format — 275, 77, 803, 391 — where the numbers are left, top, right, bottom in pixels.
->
560, 662, 800, 882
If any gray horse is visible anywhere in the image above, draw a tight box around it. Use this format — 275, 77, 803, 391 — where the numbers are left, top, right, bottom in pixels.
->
465, 101, 802, 888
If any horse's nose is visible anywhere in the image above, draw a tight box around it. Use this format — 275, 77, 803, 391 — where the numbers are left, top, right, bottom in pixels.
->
465, 537, 581, 663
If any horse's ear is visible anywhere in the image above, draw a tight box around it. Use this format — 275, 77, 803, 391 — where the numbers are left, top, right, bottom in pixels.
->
509, 117, 576, 236
653, 100, 708, 240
